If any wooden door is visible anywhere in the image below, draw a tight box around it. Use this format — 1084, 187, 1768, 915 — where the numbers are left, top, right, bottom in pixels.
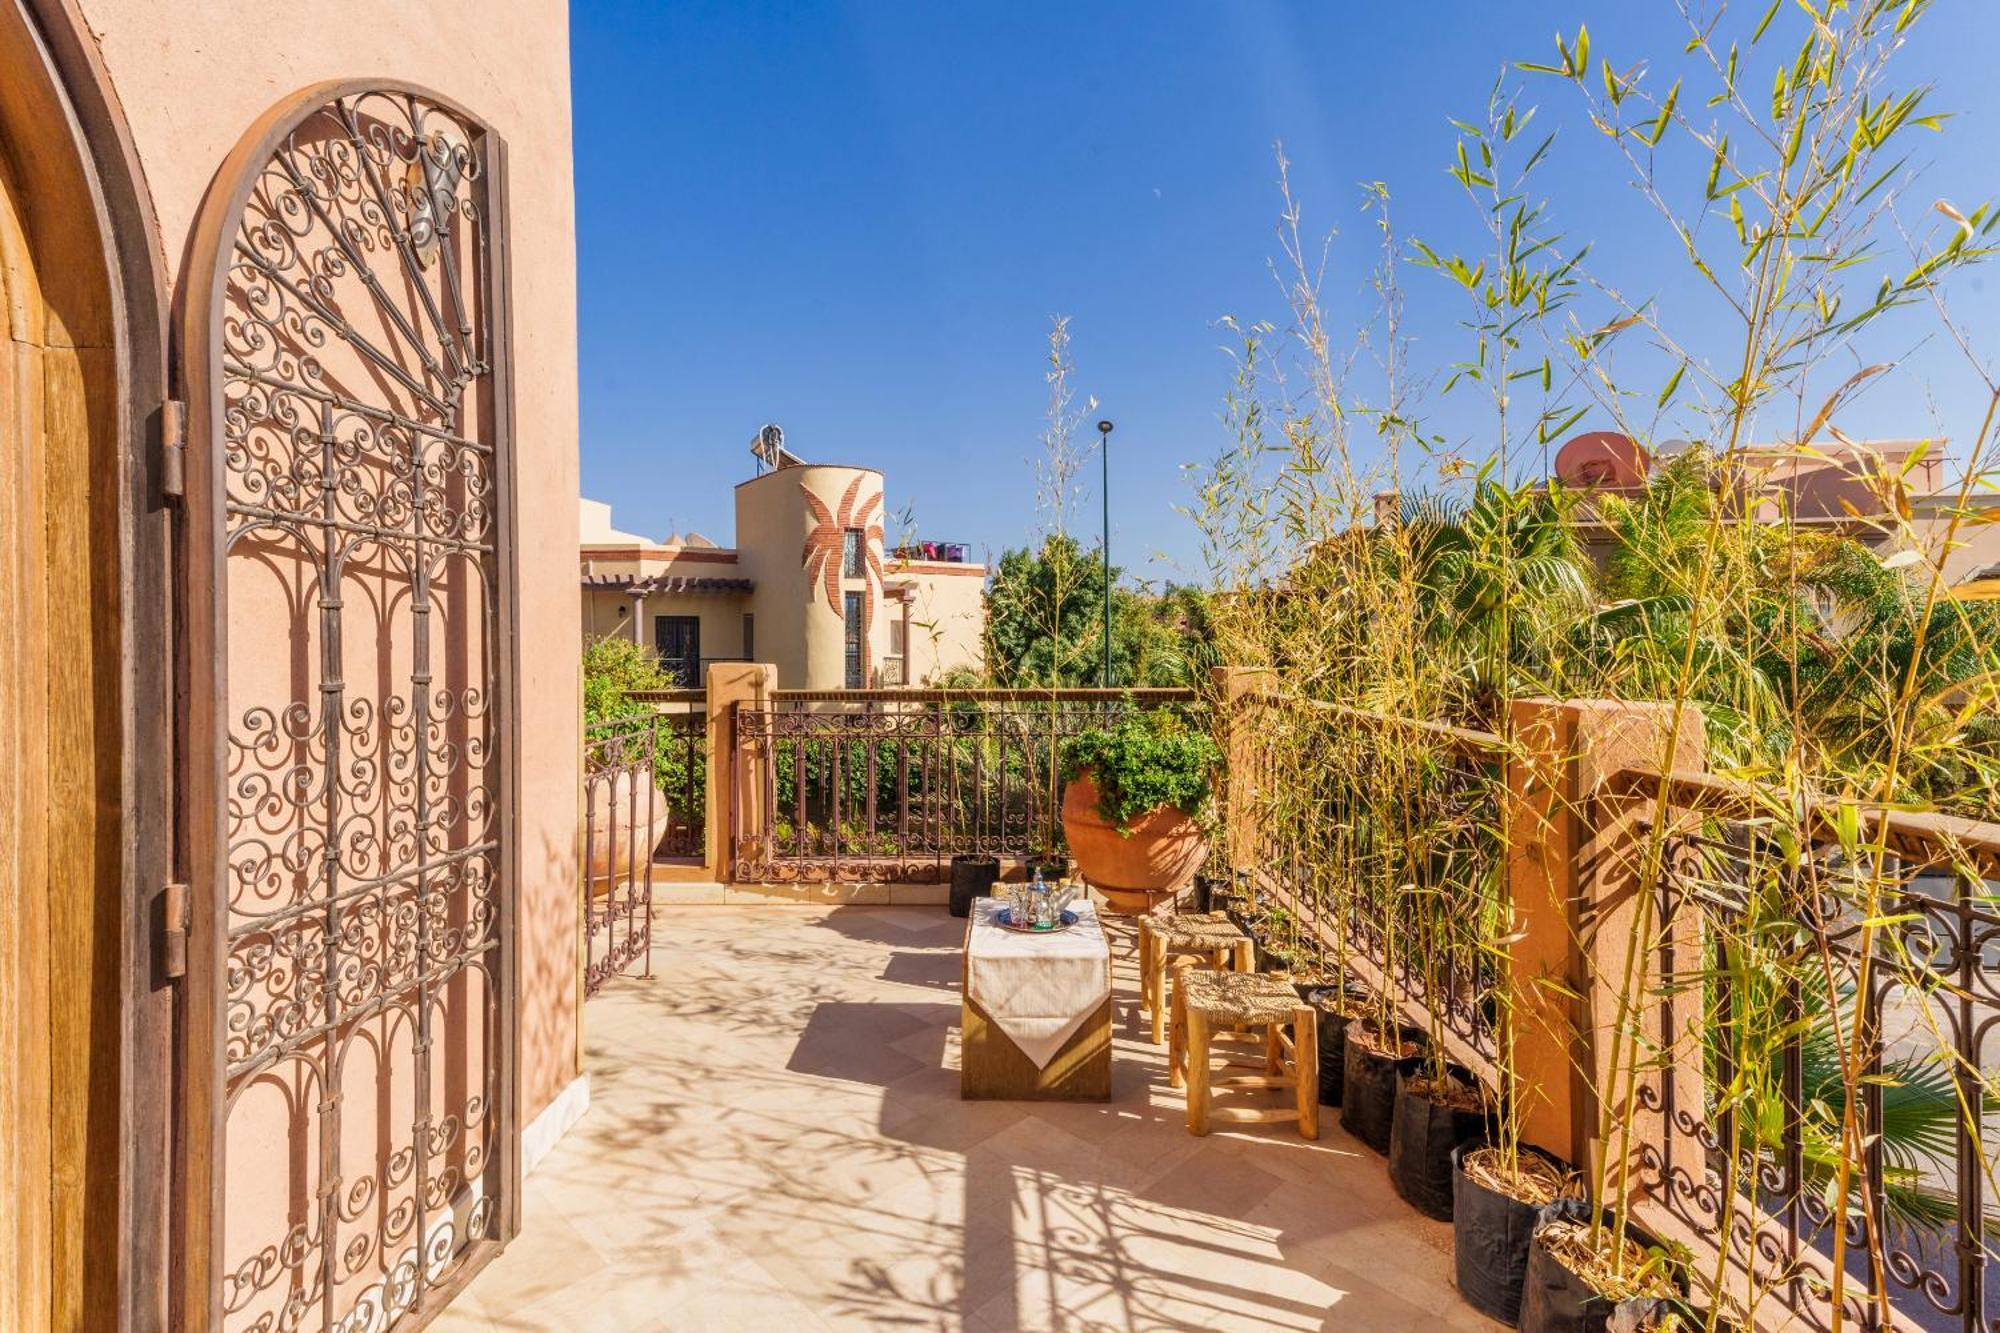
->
0, 51, 125, 1328
0, 115, 55, 1333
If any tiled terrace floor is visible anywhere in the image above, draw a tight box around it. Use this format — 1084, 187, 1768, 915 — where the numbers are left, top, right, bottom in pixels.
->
441, 905, 1503, 1331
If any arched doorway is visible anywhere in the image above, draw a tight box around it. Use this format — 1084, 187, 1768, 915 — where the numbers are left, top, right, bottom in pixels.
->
0, 1, 171, 1328
176, 82, 520, 1332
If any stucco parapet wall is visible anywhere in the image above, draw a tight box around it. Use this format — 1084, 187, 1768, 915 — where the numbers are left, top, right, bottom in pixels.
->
887, 560, 987, 577
654, 881, 951, 907
734, 461, 884, 491
581, 544, 741, 563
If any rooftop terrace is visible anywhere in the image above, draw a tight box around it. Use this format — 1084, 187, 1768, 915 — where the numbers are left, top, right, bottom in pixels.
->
444, 906, 1490, 1332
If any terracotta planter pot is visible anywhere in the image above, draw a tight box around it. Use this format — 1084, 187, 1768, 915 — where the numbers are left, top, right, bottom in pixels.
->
584, 768, 674, 895
1059, 772, 1207, 914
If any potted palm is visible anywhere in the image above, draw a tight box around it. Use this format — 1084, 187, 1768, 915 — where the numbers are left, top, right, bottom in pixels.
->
1059, 711, 1219, 914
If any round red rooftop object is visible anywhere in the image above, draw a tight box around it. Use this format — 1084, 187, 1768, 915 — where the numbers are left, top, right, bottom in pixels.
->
1554, 431, 1650, 489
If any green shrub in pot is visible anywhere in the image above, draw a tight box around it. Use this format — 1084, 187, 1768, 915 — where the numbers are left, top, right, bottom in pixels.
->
1059, 711, 1220, 832
1058, 711, 1221, 913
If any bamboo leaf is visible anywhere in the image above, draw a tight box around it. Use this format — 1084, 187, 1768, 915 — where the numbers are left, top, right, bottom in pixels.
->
1752, 0, 1783, 43
1936, 198, 1974, 243
1590, 314, 1644, 344
1523, 132, 1557, 176
1797, 364, 1891, 443
1648, 80, 1680, 146
1657, 362, 1686, 407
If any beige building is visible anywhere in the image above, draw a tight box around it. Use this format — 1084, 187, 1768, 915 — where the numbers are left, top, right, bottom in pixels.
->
581, 458, 987, 688
0, 2, 583, 1329
1547, 432, 2000, 593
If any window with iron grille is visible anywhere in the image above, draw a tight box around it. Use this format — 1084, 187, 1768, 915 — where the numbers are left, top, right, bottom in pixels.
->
843, 592, 864, 688
654, 615, 701, 687
842, 528, 863, 577
742, 611, 755, 661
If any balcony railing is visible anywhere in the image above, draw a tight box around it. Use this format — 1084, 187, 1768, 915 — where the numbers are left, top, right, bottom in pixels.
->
891, 540, 973, 564
1626, 766, 2000, 1333
1234, 692, 1507, 1070
583, 692, 709, 996
729, 687, 1201, 883
1221, 680, 2000, 1333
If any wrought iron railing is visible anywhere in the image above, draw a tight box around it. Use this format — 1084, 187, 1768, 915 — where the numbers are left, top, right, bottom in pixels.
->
1624, 766, 2000, 1333
730, 687, 1202, 883
620, 691, 710, 858
891, 540, 973, 563
1225, 689, 2000, 1328
1227, 686, 2000, 1330
582, 696, 707, 996
1232, 692, 1507, 1072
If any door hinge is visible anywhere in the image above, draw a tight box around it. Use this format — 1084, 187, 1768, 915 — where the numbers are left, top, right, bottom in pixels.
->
160, 399, 186, 502
162, 880, 190, 979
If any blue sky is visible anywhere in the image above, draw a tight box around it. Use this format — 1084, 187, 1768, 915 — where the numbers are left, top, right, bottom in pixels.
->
572, 2, 2000, 585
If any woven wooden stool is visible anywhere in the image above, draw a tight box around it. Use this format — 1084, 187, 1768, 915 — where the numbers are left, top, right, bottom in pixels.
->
1137, 912, 1252, 1045
1167, 962, 1319, 1139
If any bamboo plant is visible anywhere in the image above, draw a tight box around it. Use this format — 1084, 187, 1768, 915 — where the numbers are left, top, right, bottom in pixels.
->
1190, 2, 2000, 1326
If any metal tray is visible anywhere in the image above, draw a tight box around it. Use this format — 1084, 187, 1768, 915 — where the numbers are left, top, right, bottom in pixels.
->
994, 906, 1081, 934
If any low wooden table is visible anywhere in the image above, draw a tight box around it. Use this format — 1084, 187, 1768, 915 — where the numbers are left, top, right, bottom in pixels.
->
960, 900, 1112, 1102
960, 992, 1112, 1101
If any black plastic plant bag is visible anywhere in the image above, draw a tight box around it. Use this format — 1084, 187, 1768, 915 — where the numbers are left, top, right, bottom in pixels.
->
1387, 1069, 1488, 1220
1312, 1004, 1349, 1105
949, 854, 999, 918
1518, 1199, 1670, 1333
1338, 1024, 1418, 1153
1451, 1139, 1546, 1324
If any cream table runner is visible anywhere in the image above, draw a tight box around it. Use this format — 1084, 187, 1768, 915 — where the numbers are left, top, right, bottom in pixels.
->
964, 897, 1112, 1069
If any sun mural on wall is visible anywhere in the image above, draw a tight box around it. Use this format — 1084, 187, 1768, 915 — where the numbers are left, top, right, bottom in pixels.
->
802, 477, 885, 664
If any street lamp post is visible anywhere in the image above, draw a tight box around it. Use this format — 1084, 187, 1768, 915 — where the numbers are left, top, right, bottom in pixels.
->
1097, 419, 1114, 688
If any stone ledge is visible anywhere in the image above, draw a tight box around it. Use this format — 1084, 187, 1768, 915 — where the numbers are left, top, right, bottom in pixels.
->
649, 881, 951, 907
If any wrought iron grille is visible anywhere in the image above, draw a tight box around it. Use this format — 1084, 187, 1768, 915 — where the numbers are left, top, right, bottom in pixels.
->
583, 698, 707, 996
731, 688, 1201, 882
197, 84, 513, 1333
1634, 771, 2000, 1333
1233, 694, 1506, 1067
1223, 690, 2000, 1330
612, 697, 708, 860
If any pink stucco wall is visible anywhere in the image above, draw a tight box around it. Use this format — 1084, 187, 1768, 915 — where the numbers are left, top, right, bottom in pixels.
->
76, 0, 583, 1121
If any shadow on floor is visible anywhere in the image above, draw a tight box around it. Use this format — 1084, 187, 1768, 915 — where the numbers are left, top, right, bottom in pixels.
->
448, 906, 1487, 1332
808, 903, 965, 946
881, 948, 964, 991
785, 1000, 956, 1086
